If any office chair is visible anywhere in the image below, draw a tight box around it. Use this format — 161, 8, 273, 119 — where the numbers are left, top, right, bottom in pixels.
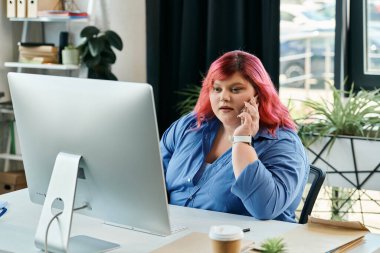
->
298, 164, 326, 224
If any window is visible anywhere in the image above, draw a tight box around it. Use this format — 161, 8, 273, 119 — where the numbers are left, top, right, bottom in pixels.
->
366, 0, 380, 74
279, 0, 336, 107
349, 0, 380, 90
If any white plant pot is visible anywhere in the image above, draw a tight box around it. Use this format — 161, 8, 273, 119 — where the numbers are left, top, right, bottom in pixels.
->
306, 135, 380, 191
62, 49, 79, 65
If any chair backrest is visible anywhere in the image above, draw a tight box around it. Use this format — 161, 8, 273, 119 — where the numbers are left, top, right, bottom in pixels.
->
299, 164, 326, 224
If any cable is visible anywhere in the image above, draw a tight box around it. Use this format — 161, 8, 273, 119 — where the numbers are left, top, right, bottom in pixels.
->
44, 203, 88, 253
0, 207, 7, 218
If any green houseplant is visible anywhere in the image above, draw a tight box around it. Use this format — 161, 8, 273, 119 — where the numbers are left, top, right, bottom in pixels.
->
77, 26, 123, 80
260, 237, 286, 253
295, 85, 380, 221
296, 85, 380, 148
176, 84, 201, 115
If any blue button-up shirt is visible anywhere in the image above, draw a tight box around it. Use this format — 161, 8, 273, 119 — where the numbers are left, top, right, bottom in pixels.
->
160, 113, 309, 222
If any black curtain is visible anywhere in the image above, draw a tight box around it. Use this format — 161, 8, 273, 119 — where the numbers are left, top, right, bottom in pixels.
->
146, 0, 280, 135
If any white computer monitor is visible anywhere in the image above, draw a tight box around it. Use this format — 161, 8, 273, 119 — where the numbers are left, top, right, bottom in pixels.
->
8, 73, 173, 252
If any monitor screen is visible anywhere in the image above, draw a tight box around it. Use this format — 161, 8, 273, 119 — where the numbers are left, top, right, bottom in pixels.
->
8, 73, 172, 241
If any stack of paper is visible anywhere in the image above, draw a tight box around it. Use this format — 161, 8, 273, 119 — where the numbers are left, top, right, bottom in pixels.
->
151, 218, 369, 253
278, 217, 369, 253
37, 10, 88, 19
18, 44, 58, 64
151, 232, 254, 253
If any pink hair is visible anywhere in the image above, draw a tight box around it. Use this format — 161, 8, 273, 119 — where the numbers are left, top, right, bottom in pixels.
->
194, 50, 296, 134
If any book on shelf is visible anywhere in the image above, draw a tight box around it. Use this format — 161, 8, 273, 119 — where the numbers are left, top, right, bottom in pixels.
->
18, 45, 58, 53
18, 42, 58, 64
25, 0, 63, 18
18, 42, 55, 47
6, 0, 16, 18
19, 55, 58, 64
19, 51, 58, 57
38, 10, 88, 18
17, 0, 27, 18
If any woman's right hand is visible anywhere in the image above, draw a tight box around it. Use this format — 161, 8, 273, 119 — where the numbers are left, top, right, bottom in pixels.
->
233, 96, 260, 137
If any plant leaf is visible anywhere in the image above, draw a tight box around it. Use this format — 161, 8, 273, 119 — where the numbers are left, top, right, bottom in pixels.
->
105, 71, 118, 81
296, 83, 380, 149
175, 85, 201, 115
101, 47, 116, 64
79, 45, 89, 58
76, 40, 88, 51
84, 54, 101, 68
261, 237, 286, 253
88, 38, 105, 57
105, 30, 123, 50
80, 26, 100, 39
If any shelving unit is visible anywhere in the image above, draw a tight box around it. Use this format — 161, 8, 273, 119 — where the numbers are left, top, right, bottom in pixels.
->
4, 17, 86, 73
9, 17, 89, 22
0, 107, 22, 172
4, 62, 79, 70
1, 1, 95, 171
0, 154, 23, 161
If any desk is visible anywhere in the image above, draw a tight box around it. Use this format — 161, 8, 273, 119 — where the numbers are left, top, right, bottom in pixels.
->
0, 189, 380, 253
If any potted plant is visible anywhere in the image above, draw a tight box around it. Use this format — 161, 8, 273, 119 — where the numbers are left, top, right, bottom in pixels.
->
77, 26, 123, 80
295, 85, 380, 220
176, 84, 201, 115
297, 85, 380, 147
260, 237, 286, 253
61, 45, 79, 65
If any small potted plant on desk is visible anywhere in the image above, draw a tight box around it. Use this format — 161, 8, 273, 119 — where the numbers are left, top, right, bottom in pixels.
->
77, 26, 123, 80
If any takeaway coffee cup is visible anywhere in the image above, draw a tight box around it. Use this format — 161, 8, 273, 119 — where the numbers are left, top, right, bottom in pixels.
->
209, 225, 244, 253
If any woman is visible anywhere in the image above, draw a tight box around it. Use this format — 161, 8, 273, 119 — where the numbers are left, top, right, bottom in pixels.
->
160, 50, 309, 222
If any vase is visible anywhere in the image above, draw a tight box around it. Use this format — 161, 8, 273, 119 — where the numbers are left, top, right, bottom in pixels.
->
61, 49, 79, 65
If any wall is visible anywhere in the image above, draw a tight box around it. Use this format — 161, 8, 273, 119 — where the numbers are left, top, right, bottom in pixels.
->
0, 0, 146, 101
100, 0, 147, 83
0, 1, 21, 102
71, 0, 147, 83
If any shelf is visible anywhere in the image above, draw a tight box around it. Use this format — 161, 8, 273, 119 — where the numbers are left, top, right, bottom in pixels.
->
9, 17, 89, 22
5, 62, 80, 70
0, 153, 23, 161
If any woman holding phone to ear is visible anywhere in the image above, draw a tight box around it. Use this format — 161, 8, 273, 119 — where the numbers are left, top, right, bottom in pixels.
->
160, 50, 309, 222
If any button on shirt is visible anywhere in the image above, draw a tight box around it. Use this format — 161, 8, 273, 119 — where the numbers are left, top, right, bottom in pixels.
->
160, 113, 309, 222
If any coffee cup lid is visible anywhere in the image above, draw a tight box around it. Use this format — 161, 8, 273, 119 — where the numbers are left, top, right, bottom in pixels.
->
209, 225, 244, 241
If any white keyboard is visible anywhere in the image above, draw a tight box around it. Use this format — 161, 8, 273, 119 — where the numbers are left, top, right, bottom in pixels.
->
104, 221, 187, 236
170, 223, 187, 233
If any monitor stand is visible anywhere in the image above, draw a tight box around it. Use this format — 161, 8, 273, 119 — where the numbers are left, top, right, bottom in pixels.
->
34, 152, 120, 253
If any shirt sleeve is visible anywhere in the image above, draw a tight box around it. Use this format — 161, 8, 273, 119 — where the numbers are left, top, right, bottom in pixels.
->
231, 131, 308, 220
159, 113, 197, 175
160, 123, 177, 175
